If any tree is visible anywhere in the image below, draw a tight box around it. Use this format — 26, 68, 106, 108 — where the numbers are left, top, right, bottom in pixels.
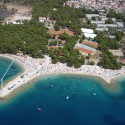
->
92, 16, 96, 21
98, 50, 121, 69
115, 31, 124, 41
82, 34, 85, 40
105, 18, 113, 24
87, 20, 91, 24
107, 9, 116, 18
79, 38, 83, 43
0, 21, 49, 58
54, 23, 60, 31
89, 61, 95, 65
59, 33, 69, 40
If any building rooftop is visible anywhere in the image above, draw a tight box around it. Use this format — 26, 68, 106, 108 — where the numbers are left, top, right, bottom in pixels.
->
76, 47, 95, 55
50, 28, 74, 39
81, 28, 94, 34
116, 22, 124, 28
109, 50, 124, 57
84, 33, 97, 39
82, 41, 98, 48
76, 43, 96, 51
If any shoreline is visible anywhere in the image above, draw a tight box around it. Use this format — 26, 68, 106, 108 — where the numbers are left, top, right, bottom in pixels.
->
0, 54, 125, 98
0, 73, 123, 101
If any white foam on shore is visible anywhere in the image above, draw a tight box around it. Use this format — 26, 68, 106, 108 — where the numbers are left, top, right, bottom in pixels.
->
0, 54, 125, 98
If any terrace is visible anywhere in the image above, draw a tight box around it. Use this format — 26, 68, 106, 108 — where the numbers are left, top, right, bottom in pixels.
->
75, 43, 97, 55
76, 47, 94, 55
82, 41, 98, 48
76, 43, 96, 51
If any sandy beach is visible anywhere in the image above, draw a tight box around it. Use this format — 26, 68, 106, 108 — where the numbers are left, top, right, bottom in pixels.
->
0, 54, 125, 98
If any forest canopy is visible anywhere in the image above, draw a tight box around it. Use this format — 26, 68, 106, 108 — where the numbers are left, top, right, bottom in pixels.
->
0, 21, 49, 58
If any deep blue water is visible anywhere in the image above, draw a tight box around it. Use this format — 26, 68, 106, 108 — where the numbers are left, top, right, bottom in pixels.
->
0, 57, 22, 84
0, 74, 125, 125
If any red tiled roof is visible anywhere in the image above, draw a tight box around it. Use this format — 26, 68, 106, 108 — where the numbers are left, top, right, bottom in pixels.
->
121, 59, 125, 63
82, 41, 98, 48
50, 29, 74, 39
76, 47, 94, 54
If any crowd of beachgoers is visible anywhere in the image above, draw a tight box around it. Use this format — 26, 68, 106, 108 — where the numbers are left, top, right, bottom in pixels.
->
0, 54, 125, 97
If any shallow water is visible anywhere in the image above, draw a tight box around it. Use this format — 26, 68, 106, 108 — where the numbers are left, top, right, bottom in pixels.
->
0, 74, 125, 125
0, 57, 22, 85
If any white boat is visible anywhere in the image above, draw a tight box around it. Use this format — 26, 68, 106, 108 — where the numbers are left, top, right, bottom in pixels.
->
66, 96, 69, 100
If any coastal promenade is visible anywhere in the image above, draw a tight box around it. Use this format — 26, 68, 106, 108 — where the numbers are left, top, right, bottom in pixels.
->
0, 54, 125, 97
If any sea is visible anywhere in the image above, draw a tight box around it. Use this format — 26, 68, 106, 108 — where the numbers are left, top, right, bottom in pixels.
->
0, 57, 125, 125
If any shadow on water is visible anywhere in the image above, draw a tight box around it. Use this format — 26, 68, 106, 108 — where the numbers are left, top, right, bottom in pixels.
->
104, 114, 125, 125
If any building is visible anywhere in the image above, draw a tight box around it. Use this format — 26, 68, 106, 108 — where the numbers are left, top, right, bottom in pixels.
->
100, 16, 108, 21
116, 22, 124, 28
6, 21, 23, 24
84, 33, 97, 38
95, 27, 109, 31
109, 50, 124, 57
81, 28, 97, 38
97, 24, 117, 28
100, 16, 115, 22
75, 43, 96, 55
39, 17, 47, 23
108, 35, 116, 39
81, 28, 94, 34
86, 14, 99, 20
82, 41, 98, 48
49, 28, 74, 39
91, 20, 105, 24
65, 0, 80, 8
120, 59, 125, 64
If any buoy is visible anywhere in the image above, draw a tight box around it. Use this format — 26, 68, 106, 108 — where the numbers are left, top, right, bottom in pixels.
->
66, 96, 69, 100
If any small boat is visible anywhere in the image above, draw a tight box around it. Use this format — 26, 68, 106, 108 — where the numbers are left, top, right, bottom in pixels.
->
93, 93, 96, 96
66, 96, 69, 100
37, 108, 42, 111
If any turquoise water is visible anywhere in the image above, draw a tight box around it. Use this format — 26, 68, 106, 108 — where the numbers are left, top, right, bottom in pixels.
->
0, 74, 125, 125
0, 57, 22, 85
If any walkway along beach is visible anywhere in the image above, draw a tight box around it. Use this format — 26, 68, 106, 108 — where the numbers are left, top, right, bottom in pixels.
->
0, 54, 125, 98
